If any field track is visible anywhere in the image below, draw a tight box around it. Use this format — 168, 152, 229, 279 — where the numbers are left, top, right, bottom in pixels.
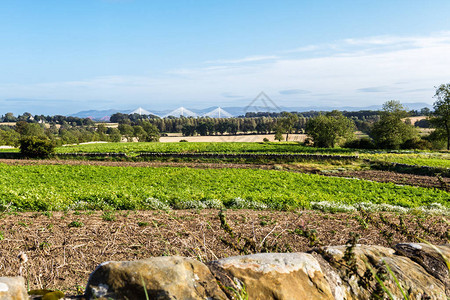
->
1, 159, 448, 190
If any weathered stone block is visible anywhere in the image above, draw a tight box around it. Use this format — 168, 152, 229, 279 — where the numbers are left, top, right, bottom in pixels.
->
208, 252, 334, 300
0, 277, 28, 300
85, 256, 227, 300
320, 244, 446, 300
395, 243, 450, 296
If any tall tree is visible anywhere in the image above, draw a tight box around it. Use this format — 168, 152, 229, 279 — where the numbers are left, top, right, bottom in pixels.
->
430, 83, 450, 150
4, 113, 17, 122
278, 112, 299, 141
370, 100, 418, 149
15, 121, 46, 137
306, 110, 355, 147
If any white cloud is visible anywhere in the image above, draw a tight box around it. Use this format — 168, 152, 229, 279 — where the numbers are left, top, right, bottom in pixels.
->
283, 45, 319, 53
205, 55, 279, 64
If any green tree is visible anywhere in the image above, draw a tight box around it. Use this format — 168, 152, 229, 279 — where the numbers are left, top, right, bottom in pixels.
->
19, 136, 55, 158
18, 112, 34, 122
107, 127, 122, 142
370, 100, 418, 149
15, 121, 45, 137
59, 129, 78, 144
139, 121, 160, 142
306, 110, 355, 147
181, 124, 196, 136
278, 112, 299, 141
196, 122, 209, 136
274, 126, 284, 141
97, 124, 107, 134
3, 112, 17, 122
430, 83, 450, 150
226, 123, 238, 135
118, 124, 134, 142
133, 125, 147, 142
0, 128, 20, 146
215, 122, 228, 135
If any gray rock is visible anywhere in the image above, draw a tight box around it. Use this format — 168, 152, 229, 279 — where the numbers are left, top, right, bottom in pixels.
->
0, 277, 28, 300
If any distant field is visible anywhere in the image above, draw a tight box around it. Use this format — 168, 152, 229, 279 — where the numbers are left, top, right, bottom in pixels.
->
0, 146, 17, 152
57, 142, 450, 168
56, 142, 354, 155
2, 141, 449, 168
0, 164, 447, 211
160, 133, 307, 143
361, 152, 450, 168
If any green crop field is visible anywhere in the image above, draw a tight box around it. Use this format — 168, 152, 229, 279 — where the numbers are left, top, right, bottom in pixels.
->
0, 148, 18, 152
56, 142, 354, 155
0, 164, 448, 211
3, 141, 449, 168
361, 152, 450, 168
57, 142, 450, 168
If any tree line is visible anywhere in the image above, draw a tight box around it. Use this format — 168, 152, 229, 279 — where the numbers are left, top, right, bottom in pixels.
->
1, 83, 450, 150
0, 120, 160, 147
305, 84, 450, 150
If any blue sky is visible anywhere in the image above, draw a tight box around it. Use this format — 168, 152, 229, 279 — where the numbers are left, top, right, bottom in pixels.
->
1, 0, 450, 115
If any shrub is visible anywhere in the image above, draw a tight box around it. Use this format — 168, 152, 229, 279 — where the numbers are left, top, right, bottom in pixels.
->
414, 119, 431, 128
19, 136, 55, 158
400, 138, 432, 150
179, 139, 188, 142
262, 138, 269, 142
343, 137, 376, 149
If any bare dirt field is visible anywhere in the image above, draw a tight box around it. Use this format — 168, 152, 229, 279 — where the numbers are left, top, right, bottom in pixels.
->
404, 116, 428, 124
160, 133, 307, 143
330, 170, 450, 191
0, 210, 447, 295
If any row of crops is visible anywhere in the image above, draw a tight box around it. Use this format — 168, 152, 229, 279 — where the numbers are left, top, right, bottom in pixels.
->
56, 141, 353, 155
1, 142, 449, 168
0, 164, 448, 211
56, 142, 450, 168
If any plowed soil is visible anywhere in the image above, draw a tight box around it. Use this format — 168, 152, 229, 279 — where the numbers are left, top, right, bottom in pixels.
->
0, 210, 448, 295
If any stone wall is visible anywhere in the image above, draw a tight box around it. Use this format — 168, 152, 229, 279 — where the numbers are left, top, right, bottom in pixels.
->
1, 243, 448, 299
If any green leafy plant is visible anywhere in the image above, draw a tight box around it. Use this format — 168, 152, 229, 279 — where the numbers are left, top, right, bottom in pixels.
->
225, 278, 249, 300
68, 220, 83, 228
19, 136, 55, 158
101, 211, 116, 222
0, 164, 448, 211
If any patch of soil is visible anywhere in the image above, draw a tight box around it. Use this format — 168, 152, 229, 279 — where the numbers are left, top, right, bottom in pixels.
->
330, 170, 450, 191
0, 158, 274, 170
0, 210, 447, 296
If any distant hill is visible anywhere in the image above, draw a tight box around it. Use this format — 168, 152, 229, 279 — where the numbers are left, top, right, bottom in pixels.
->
71, 109, 125, 120
71, 103, 432, 120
